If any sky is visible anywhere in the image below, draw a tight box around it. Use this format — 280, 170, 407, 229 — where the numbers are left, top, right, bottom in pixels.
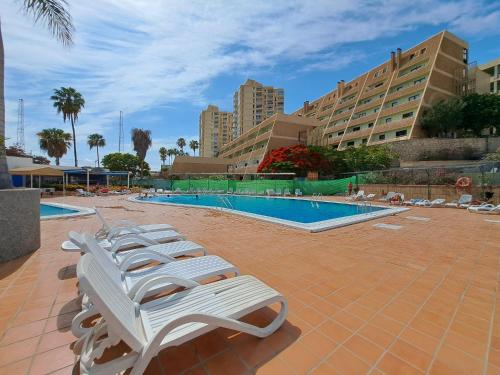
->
2, 0, 500, 170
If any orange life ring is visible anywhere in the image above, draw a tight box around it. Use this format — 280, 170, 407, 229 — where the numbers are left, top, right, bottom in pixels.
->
455, 177, 471, 188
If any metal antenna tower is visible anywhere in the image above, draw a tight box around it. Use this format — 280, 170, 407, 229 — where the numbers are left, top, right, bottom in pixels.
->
16, 99, 25, 149
118, 110, 124, 152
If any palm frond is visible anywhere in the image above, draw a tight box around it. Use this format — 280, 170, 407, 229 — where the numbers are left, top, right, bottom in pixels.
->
23, 0, 74, 46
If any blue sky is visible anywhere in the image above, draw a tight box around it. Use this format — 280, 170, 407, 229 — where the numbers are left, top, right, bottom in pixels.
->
3, 0, 500, 169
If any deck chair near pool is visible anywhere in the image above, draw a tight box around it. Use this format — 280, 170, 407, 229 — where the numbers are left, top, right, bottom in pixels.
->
445, 194, 473, 208
68, 231, 206, 268
61, 229, 186, 252
365, 193, 376, 201
346, 190, 365, 201
295, 189, 303, 196
74, 253, 288, 375
283, 188, 291, 196
417, 198, 446, 207
71, 234, 239, 337
94, 208, 175, 239
404, 198, 424, 206
76, 188, 94, 197
468, 204, 500, 214
266, 189, 276, 196
379, 191, 396, 202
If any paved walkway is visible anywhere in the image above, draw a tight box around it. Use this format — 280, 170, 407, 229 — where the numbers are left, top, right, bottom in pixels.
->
0, 195, 499, 374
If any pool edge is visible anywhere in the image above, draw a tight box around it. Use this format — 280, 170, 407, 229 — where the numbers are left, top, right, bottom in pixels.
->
40, 202, 95, 220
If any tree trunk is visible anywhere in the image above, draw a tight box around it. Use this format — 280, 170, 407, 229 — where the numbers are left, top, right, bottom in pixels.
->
56, 157, 60, 166
70, 116, 77, 167
96, 145, 100, 167
0, 20, 13, 189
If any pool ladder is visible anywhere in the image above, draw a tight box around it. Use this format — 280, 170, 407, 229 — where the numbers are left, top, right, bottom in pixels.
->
216, 196, 233, 210
356, 201, 372, 213
311, 193, 322, 208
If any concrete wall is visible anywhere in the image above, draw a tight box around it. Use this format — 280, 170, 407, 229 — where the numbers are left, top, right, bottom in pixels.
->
388, 137, 500, 161
0, 189, 40, 262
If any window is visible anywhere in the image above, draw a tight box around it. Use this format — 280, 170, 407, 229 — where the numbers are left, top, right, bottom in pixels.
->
408, 94, 419, 102
379, 94, 385, 98
409, 53, 415, 60
420, 48, 426, 54
328, 134, 333, 138
332, 145, 339, 150
358, 112, 366, 118
374, 81, 384, 88
396, 129, 407, 137
385, 118, 392, 123
346, 141, 355, 147
352, 126, 361, 132
338, 131, 344, 136
391, 101, 398, 107
396, 86, 403, 91
402, 112, 414, 119
410, 65, 422, 73
368, 123, 374, 128
378, 134, 385, 140
374, 108, 379, 113
414, 77, 425, 85
362, 138, 368, 144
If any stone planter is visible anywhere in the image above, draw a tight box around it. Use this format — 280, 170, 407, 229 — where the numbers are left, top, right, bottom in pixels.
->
0, 189, 40, 262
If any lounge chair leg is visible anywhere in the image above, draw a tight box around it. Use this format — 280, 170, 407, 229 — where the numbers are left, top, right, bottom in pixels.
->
72, 306, 99, 338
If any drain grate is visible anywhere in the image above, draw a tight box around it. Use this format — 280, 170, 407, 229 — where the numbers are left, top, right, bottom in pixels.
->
405, 216, 431, 222
373, 223, 402, 230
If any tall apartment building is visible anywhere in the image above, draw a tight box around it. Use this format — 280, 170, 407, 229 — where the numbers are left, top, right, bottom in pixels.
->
479, 58, 500, 94
199, 105, 233, 157
232, 79, 284, 138
293, 31, 469, 149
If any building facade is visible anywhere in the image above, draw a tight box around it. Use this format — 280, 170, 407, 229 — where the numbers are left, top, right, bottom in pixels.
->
199, 105, 233, 157
479, 58, 500, 94
292, 31, 469, 150
219, 113, 319, 174
232, 79, 284, 139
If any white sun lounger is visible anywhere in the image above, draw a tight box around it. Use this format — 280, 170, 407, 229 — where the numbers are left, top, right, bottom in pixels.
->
61, 230, 185, 252
74, 253, 288, 375
347, 190, 365, 201
68, 231, 206, 269
379, 192, 396, 202
468, 204, 500, 214
416, 198, 446, 207
94, 208, 175, 239
71, 234, 239, 337
445, 194, 473, 208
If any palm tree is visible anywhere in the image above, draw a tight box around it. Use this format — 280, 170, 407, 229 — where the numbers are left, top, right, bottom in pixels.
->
159, 147, 167, 166
189, 140, 199, 156
87, 133, 105, 167
177, 138, 186, 153
167, 148, 176, 165
0, 0, 74, 189
131, 128, 152, 177
37, 128, 71, 166
51, 87, 85, 167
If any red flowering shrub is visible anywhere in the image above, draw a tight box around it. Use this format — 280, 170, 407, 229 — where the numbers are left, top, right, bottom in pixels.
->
257, 144, 331, 176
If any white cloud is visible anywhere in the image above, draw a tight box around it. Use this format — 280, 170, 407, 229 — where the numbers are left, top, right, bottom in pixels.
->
2, 0, 499, 169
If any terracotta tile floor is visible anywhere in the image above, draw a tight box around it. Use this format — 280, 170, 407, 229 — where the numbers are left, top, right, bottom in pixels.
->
0, 195, 499, 375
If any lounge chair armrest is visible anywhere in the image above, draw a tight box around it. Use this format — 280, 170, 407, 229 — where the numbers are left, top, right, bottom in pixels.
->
131, 275, 200, 303
109, 234, 158, 253
150, 299, 288, 349
118, 249, 176, 271
106, 225, 145, 240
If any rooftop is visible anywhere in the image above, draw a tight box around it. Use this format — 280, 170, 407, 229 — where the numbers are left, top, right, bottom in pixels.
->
0, 195, 499, 374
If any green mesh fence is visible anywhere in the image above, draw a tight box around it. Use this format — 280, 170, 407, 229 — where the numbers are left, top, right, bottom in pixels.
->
161, 176, 357, 195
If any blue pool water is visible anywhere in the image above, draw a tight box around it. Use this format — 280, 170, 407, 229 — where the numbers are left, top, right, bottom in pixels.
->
139, 195, 387, 224
40, 204, 79, 217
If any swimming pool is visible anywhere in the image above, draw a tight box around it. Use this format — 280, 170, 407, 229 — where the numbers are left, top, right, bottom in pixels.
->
40, 203, 95, 220
131, 194, 408, 232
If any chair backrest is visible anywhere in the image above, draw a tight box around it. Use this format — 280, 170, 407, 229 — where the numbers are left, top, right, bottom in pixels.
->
83, 236, 124, 287
93, 208, 110, 230
357, 190, 365, 197
77, 251, 145, 351
459, 194, 472, 204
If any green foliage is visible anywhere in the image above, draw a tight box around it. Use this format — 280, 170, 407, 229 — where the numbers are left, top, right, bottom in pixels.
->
189, 140, 199, 156
177, 137, 186, 151
131, 128, 152, 177
102, 153, 150, 177
421, 93, 500, 137
37, 128, 72, 165
159, 147, 167, 165
484, 151, 500, 161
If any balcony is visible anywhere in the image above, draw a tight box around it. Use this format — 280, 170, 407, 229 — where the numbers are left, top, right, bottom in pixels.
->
392, 65, 430, 86
385, 82, 425, 102
341, 128, 373, 142
399, 54, 429, 69
336, 96, 357, 111
329, 111, 352, 123
379, 101, 419, 119
370, 118, 414, 134
348, 112, 378, 127
354, 97, 383, 113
